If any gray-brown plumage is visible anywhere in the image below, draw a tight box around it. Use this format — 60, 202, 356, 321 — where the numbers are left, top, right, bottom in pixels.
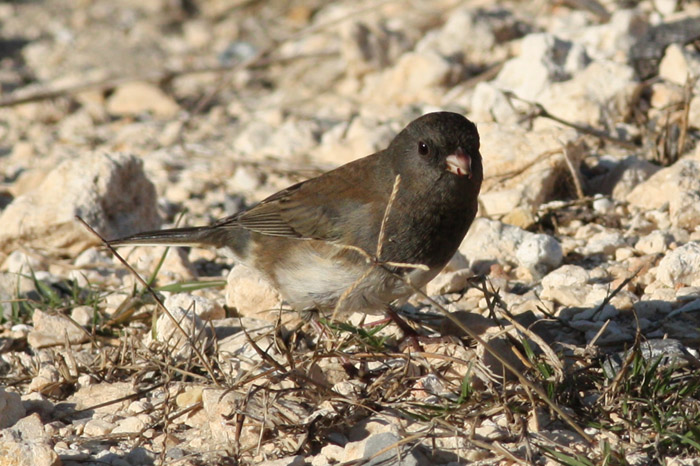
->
111, 112, 483, 318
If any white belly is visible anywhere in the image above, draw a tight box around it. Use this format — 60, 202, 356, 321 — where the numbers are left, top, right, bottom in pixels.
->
271, 242, 441, 316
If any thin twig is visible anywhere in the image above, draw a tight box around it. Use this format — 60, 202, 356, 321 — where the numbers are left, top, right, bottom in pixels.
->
486, 149, 561, 183
504, 91, 638, 149
678, 73, 697, 158
58, 382, 166, 420
590, 266, 643, 321
562, 141, 585, 200
326, 178, 593, 444
0, 52, 335, 108
75, 216, 221, 387
380, 264, 594, 444
239, 322, 339, 398
377, 175, 402, 260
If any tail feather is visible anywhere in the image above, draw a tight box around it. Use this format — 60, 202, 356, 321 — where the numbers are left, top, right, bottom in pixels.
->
109, 226, 224, 248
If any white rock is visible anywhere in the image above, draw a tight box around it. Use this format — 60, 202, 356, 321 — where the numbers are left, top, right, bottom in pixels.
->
590, 319, 630, 345
635, 230, 673, 255
474, 28, 635, 128
225, 264, 283, 321
650, 82, 684, 109
27, 365, 61, 395
659, 43, 700, 87
536, 60, 636, 130
313, 445, 345, 466
592, 197, 613, 214
580, 230, 626, 256
215, 318, 285, 373
495, 33, 589, 102
361, 50, 453, 106
460, 218, 562, 275
615, 246, 635, 261
112, 415, 147, 434
70, 305, 94, 327
164, 293, 225, 321
359, 431, 427, 465
627, 159, 700, 230
426, 269, 473, 295
175, 387, 203, 408
576, 9, 647, 61
676, 286, 700, 302
232, 120, 273, 156
234, 118, 321, 160
471, 82, 522, 124
476, 123, 579, 216
57, 110, 97, 145
83, 418, 116, 436
145, 305, 209, 357
107, 81, 180, 118
69, 382, 135, 415
20, 393, 53, 420
73, 247, 112, 268
339, 19, 413, 77
1, 250, 44, 274
657, 242, 700, 287
689, 95, 700, 130
0, 389, 25, 429
599, 156, 660, 201
313, 115, 395, 165
415, 7, 504, 63
183, 20, 213, 49
0, 414, 59, 466
515, 234, 564, 274
27, 309, 89, 349
114, 245, 196, 284
230, 165, 264, 192
653, 0, 680, 15
0, 152, 160, 256
540, 265, 590, 307
264, 119, 322, 159
444, 251, 469, 272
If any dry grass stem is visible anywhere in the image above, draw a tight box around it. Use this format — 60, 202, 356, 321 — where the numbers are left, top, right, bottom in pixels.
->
76, 215, 221, 387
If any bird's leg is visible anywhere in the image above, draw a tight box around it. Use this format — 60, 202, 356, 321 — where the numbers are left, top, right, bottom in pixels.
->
384, 306, 418, 336
304, 308, 363, 377
384, 305, 423, 351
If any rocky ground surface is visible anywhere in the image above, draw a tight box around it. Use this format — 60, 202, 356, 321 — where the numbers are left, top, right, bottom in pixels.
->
2, 0, 700, 465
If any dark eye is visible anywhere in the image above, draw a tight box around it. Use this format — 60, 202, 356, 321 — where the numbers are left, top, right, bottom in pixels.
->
418, 141, 429, 156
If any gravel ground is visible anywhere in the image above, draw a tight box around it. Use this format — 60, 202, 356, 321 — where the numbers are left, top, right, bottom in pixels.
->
2, 0, 700, 465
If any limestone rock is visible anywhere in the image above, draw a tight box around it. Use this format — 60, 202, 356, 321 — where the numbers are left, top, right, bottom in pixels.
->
593, 155, 660, 201
460, 218, 562, 275
627, 159, 700, 230
225, 264, 283, 321
0, 389, 25, 429
361, 50, 454, 106
145, 305, 210, 357
540, 265, 590, 307
0, 414, 59, 466
69, 382, 135, 415
27, 309, 89, 349
476, 123, 580, 216
657, 242, 700, 287
0, 152, 160, 257
659, 44, 700, 87
164, 293, 225, 321
107, 81, 180, 118
635, 230, 673, 255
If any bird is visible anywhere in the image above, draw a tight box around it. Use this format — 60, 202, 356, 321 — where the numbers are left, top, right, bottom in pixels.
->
110, 111, 483, 326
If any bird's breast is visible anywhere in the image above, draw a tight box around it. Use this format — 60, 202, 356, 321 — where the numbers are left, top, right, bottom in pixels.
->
249, 238, 418, 316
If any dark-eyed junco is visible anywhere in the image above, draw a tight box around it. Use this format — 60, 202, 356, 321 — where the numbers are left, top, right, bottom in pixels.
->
110, 112, 482, 322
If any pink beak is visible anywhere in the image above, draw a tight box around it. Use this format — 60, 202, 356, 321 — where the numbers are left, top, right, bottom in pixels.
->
445, 147, 471, 178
